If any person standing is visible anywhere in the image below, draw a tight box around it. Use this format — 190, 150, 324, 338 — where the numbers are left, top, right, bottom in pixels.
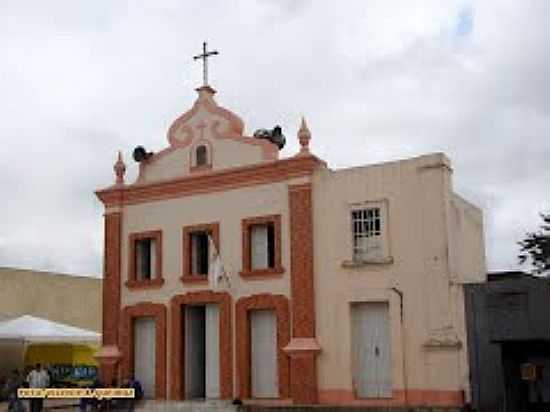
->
6, 369, 25, 412
26, 363, 50, 412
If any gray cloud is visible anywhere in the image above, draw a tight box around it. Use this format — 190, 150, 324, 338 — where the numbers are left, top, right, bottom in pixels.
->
1, 0, 549, 277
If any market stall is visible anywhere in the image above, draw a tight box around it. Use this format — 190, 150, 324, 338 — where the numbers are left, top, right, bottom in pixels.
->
0, 315, 100, 387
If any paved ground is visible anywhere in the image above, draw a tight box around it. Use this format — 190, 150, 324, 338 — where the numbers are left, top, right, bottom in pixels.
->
0, 398, 78, 411
0, 400, 465, 412
0, 399, 238, 411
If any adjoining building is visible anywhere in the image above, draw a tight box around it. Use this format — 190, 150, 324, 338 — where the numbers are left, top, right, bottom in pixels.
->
0, 267, 101, 333
0, 267, 101, 381
465, 271, 550, 412
94, 81, 486, 408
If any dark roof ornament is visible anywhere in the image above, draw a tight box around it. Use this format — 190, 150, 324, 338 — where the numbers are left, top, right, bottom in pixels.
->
193, 41, 219, 87
253, 125, 286, 150
132, 146, 153, 163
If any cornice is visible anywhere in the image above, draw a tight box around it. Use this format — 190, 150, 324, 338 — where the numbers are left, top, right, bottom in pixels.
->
96, 154, 326, 207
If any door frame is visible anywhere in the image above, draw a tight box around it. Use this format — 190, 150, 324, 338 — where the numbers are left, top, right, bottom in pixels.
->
170, 291, 232, 400
236, 293, 290, 399
120, 302, 167, 399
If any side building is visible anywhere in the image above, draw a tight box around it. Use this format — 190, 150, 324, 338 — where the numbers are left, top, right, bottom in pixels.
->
95, 82, 486, 408
465, 272, 550, 412
0, 267, 102, 377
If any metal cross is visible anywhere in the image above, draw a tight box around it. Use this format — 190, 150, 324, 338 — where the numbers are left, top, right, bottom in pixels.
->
193, 41, 219, 87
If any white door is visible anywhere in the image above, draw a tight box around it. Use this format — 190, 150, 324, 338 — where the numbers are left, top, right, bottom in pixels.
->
205, 304, 220, 398
251, 310, 278, 398
351, 302, 392, 398
134, 317, 156, 399
185, 306, 205, 398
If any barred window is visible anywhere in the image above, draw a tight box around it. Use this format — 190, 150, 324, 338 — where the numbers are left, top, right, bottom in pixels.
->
352, 208, 382, 261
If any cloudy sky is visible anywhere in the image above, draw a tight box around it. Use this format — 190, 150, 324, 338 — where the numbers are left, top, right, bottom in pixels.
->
1, 1, 548, 277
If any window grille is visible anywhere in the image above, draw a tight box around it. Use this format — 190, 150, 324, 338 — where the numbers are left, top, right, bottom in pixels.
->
352, 208, 382, 261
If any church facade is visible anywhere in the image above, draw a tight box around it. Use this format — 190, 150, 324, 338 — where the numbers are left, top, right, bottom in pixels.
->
95, 83, 485, 407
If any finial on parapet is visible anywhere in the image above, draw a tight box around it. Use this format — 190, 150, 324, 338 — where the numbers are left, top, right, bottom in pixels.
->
298, 116, 311, 154
113, 151, 126, 185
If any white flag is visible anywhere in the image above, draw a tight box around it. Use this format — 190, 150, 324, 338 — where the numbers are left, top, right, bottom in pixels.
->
208, 235, 229, 289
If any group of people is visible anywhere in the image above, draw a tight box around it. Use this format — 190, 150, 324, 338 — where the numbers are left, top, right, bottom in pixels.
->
3, 363, 143, 412
4, 363, 50, 412
78, 375, 144, 411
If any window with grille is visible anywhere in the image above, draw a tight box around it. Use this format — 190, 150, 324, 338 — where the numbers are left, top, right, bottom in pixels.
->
352, 208, 382, 261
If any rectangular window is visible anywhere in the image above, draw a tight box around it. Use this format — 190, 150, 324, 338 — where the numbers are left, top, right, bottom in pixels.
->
181, 223, 219, 283
127, 230, 163, 288
250, 223, 275, 270
136, 238, 157, 281
352, 208, 382, 261
190, 231, 210, 275
240, 215, 283, 278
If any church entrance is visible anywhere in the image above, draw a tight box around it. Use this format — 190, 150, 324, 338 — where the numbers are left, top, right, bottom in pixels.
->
184, 304, 220, 399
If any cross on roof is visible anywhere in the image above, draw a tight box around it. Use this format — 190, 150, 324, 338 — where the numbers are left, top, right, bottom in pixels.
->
193, 41, 219, 87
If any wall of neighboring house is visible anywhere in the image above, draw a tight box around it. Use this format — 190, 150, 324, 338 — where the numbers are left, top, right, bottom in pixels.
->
312, 152, 485, 406
0, 267, 102, 379
447, 193, 487, 403
0, 267, 102, 332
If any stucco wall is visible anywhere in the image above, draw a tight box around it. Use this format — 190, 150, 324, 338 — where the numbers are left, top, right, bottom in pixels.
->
120, 179, 297, 393
447, 193, 487, 402
0, 267, 102, 332
140, 135, 268, 184
311, 153, 479, 398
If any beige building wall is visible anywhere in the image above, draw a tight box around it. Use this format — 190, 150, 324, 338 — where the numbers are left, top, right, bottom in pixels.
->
117, 151, 486, 400
311, 152, 486, 398
103, 86, 486, 405
0, 267, 102, 332
120, 179, 298, 393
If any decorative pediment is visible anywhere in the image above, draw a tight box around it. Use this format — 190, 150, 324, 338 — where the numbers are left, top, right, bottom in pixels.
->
167, 86, 245, 149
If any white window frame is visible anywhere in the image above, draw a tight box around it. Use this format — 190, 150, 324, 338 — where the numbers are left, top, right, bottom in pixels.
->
349, 200, 390, 263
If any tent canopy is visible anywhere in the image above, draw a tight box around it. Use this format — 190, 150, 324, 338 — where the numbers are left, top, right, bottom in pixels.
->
0, 315, 100, 343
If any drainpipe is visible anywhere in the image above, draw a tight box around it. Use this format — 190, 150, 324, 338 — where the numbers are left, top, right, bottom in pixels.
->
390, 286, 408, 406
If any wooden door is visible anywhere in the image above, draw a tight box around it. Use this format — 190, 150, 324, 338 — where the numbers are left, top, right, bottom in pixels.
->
205, 304, 220, 398
250, 310, 278, 398
351, 302, 392, 398
133, 317, 156, 399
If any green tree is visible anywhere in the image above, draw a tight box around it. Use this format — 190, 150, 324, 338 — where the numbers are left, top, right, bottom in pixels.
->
518, 212, 550, 275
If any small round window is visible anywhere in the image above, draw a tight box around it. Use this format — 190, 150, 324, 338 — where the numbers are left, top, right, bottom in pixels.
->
196, 145, 208, 166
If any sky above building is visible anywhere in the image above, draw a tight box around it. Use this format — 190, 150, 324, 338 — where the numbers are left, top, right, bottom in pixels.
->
1, 1, 548, 277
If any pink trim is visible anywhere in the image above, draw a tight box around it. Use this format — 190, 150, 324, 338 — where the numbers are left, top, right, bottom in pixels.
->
151, 89, 277, 167
283, 337, 321, 353
242, 399, 293, 406
167, 90, 242, 149
210, 120, 278, 161
318, 389, 464, 407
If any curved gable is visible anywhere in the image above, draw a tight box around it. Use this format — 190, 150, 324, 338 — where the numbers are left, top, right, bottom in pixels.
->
134, 86, 278, 185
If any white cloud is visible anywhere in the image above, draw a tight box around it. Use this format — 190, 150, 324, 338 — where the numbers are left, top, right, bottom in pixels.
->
1, 0, 549, 276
